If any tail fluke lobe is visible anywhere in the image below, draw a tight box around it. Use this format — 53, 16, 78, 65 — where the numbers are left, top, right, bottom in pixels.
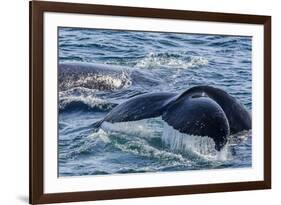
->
162, 95, 230, 151
101, 92, 177, 124
90, 92, 177, 132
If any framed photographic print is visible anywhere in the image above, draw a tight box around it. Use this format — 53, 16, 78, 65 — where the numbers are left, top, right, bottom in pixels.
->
29, 1, 271, 204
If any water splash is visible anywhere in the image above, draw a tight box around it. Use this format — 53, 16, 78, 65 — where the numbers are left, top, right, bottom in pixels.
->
100, 120, 231, 162
99, 120, 190, 164
161, 122, 230, 161
62, 129, 111, 159
101, 120, 157, 138
136, 52, 208, 69
88, 129, 111, 144
113, 138, 189, 163
59, 87, 116, 112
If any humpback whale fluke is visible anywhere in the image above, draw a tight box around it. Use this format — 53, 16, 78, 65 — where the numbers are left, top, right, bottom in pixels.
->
93, 86, 251, 151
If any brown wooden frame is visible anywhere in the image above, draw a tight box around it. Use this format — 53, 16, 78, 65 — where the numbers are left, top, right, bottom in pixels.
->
30, 1, 271, 204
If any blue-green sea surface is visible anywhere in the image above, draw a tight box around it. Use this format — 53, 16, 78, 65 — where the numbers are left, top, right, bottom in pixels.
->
58, 28, 252, 177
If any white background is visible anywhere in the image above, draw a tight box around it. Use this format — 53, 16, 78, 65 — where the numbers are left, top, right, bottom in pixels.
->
0, 0, 279, 204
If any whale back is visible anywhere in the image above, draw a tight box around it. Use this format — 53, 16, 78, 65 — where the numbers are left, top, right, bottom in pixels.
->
59, 62, 162, 91
59, 62, 132, 91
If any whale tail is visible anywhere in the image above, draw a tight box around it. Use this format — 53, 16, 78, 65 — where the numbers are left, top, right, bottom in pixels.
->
90, 86, 251, 151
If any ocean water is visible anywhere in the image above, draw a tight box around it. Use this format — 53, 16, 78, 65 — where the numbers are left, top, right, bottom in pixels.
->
58, 27, 252, 177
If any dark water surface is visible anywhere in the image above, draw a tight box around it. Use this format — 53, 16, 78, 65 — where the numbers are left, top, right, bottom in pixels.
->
58, 27, 252, 177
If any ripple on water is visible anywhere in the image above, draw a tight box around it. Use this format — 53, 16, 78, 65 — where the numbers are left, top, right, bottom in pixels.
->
58, 28, 252, 176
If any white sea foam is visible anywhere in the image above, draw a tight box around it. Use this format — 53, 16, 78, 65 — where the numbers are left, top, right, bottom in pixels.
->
59, 88, 114, 111
136, 52, 208, 69
66, 130, 111, 157
114, 139, 190, 163
88, 129, 111, 144
60, 95, 111, 110
101, 121, 155, 138
99, 120, 190, 163
95, 119, 231, 162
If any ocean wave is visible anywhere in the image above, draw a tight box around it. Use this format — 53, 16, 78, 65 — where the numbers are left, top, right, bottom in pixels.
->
228, 130, 252, 146
114, 139, 189, 163
63, 125, 189, 165
135, 52, 208, 69
207, 39, 238, 47
99, 120, 231, 162
97, 120, 189, 163
59, 96, 115, 112
62, 129, 111, 159
60, 119, 250, 174
59, 87, 116, 112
